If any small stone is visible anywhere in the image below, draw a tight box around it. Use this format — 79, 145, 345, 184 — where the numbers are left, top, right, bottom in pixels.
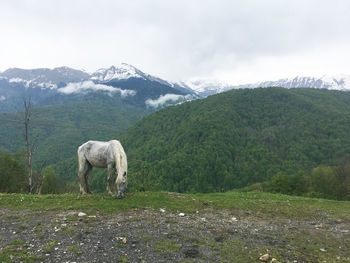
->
179, 213, 185, 217
78, 212, 87, 217
160, 208, 165, 213
259, 253, 270, 262
122, 237, 127, 244
271, 258, 279, 263
320, 248, 326, 252
231, 216, 238, 221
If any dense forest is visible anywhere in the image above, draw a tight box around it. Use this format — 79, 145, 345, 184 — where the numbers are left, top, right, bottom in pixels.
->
121, 88, 350, 196
0, 93, 149, 166
1, 87, 350, 199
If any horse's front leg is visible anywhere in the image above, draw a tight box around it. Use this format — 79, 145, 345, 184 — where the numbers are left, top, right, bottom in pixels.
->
78, 170, 86, 195
106, 164, 114, 196
85, 165, 93, 194
111, 168, 118, 194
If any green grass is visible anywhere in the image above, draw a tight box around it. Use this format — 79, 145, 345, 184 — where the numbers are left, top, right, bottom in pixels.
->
0, 191, 349, 221
116, 256, 129, 263
43, 240, 58, 254
67, 245, 81, 255
0, 239, 43, 263
155, 238, 182, 254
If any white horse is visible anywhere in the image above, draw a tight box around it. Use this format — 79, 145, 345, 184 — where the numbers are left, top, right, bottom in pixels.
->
77, 140, 127, 198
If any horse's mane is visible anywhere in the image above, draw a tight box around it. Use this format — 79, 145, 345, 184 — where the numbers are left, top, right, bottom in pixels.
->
111, 140, 127, 184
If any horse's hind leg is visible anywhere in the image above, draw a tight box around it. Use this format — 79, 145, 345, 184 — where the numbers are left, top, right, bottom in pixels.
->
106, 164, 114, 196
78, 158, 89, 195
84, 164, 93, 194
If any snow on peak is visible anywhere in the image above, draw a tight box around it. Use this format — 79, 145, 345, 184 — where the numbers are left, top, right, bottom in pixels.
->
319, 74, 350, 90
90, 63, 173, 87
91, 63, 145, 82
181, 78, 233, 97
181, 74, 350, 97
250, 74, 350, 91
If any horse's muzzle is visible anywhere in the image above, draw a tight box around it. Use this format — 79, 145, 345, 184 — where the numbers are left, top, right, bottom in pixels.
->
117, 192, 124, 199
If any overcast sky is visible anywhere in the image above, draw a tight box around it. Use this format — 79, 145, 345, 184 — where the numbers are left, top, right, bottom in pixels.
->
0, 0, 349, 84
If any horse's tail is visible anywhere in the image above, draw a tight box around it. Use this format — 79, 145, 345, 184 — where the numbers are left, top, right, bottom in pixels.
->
113, 140, 127, 185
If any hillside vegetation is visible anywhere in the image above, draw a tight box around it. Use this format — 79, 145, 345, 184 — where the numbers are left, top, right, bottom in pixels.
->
0, 93, 148, 168
2, 87, 350, 198
122, 88, 350, 193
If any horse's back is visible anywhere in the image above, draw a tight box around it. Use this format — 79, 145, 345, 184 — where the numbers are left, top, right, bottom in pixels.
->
78, 140, 126, 165
78, 140, 113, 168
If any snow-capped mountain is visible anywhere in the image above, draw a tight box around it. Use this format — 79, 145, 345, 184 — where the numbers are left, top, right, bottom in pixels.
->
247, 75, 350, 91
0, 64, 195, 112
91, 63, 193, 94
1, 62, 349, 112
91, 63, 168, 84
179, 79, 233, 97
182, 75, 350, 97
0, 66, 90, 89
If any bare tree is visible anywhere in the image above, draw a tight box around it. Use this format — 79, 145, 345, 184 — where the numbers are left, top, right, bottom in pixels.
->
24, 98, 36, 194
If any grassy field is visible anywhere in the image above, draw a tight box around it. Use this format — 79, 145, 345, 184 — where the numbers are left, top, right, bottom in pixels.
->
0, 191, 350, 262
0, 191, 349, 219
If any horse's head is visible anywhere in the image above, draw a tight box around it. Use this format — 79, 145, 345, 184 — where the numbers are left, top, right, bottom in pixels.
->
117, 172, 127, 199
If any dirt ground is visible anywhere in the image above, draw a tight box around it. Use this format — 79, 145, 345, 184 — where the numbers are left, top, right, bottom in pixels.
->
0, 207, 350, 262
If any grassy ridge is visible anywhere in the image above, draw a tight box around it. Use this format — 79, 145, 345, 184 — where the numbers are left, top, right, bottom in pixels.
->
1, 191, 349, 220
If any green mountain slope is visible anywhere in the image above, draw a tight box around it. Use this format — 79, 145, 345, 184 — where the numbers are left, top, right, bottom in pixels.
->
122, 88, 350, 193
0, 93, 149, 172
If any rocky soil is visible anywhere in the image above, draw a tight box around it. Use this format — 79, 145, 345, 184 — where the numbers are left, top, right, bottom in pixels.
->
1, 206, 350, 263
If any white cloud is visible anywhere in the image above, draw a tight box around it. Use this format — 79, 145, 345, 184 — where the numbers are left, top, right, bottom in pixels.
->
58, 81, 136, 97
145, 93, 192, 108
0, 95, 5, 101
9, 78, 25, 83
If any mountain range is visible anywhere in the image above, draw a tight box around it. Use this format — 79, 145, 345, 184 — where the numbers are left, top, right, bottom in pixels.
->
1, 63, 349, 112
1, 63, 350, 193
184, 75, 350, 97
0, 63, 195, 112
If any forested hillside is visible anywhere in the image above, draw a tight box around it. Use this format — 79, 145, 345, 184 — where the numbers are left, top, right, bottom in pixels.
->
122, 88, 350, 193
0, 93, 148, 168
2, 87, 350, 196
